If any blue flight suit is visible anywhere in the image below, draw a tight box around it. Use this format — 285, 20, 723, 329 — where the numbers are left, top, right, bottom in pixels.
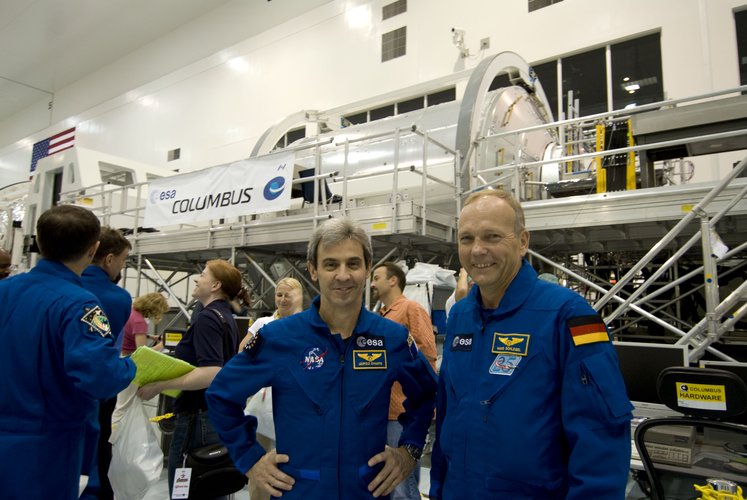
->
81, 264, 133, 500
206, 296, 437, 500
81, 265, 132, 346
0, 259, 136, 500
430, 260, 633, 499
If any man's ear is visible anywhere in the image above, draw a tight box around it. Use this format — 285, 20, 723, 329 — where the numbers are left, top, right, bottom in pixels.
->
307, 261, 318, 282
88, 241, 100, 260
519, 229, 530, 257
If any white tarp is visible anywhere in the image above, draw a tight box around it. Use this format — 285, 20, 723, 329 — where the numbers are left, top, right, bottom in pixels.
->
144, 153, 294, 227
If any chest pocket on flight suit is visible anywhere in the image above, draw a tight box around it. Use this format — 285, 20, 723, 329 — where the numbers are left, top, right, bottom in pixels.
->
347, 350, 392, 416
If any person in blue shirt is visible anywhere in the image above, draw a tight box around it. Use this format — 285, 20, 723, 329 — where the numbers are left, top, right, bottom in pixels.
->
80, 226, 133, 500
137, 259, 246, 499
206, 218, 438, 499
0, 205, 135, 500
430, 189, 633, 500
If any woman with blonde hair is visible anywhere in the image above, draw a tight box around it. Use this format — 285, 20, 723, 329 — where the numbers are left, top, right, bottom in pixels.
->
120, 292, 170, 356
239, 277, 304, 350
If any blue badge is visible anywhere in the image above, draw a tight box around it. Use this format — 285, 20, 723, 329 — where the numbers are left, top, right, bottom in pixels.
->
450, 334, 473, 351
491, 333, 530, 356
489, 354, 522, 376
352, 350, 387, 370
300, 346, 328, 371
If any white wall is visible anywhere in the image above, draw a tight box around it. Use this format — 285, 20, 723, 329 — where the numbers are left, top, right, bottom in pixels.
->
1, 0, 745, 186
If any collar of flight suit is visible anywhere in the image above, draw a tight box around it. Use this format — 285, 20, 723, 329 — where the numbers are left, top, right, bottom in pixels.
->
34, 258, 84, 286
308, 295, 377, 337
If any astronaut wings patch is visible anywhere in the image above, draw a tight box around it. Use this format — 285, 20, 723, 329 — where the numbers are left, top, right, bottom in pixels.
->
81, 306, 112, 338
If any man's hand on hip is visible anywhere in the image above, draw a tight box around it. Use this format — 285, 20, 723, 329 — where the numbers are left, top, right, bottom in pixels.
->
247, 449, 295, 497
366, 445, 417, 498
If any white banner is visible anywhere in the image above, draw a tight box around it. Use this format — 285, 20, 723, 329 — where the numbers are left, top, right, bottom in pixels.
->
144, 153, 294, 227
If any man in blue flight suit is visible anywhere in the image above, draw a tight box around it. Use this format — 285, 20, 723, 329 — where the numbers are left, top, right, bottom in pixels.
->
207, 218, 437, 499
0, 205, 136, 500
430, 189, 633, 499
81, 226, 133, 500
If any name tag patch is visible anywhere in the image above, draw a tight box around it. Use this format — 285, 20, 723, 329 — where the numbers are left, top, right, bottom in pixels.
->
353, 350, 387, 370
451, 334, 473, 351
489, 354, 522, 376
491, 333, 530, 356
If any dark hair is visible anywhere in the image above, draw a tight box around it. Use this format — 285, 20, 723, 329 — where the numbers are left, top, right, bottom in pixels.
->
377, 262, 407, 292
206, 259, 243, 301
307, 217, 372, 269
36, 205, 101, 261
234, 287, 251, 309
93, 227, 132, 262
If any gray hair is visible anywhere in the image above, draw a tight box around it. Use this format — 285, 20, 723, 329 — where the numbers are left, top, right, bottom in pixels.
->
307, 217, 372, 268
463, 188, 526, 235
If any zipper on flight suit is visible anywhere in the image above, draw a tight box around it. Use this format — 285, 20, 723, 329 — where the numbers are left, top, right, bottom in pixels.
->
335, 332, 352, 496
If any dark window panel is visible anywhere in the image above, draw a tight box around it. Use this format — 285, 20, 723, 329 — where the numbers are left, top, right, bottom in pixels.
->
488, 74, 512, 92
735, 10, 747, 88
370, 104, 395, 121
343, 112, 368, 126
382, 26, 407, 62
383, 0, 407, 20
611, 33, 664, 109
427, 87, 456, 106
562, 47, 607, 116
397, 96, 424, 113
532, 60, 558, 120
528, 0, 564, 13
285, 127, 306, 146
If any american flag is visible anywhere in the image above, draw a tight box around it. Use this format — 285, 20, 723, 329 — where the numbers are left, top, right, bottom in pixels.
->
30, 127, 76, 173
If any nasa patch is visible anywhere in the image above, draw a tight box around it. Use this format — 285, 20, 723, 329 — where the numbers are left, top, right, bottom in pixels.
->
300, 346, 328, 371
451, 334, 473, 351
81, 306, 112, 338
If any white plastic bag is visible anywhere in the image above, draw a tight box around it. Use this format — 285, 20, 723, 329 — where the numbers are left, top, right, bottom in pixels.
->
245, 387, 275, 440
108, 397, 163, 500
406, 262, 457, 288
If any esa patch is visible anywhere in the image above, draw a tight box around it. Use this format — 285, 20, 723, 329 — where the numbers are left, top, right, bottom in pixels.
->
451, 334, 473, 351
489, 354, 522, 376
81, 306, 111, 338
355, 334, 386, 349
353, 350, 387, 370
491, 333, 530, 356
300, 346, 328, 371
567, 315, 609, 346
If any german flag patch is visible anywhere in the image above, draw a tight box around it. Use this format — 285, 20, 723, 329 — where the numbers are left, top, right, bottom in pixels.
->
568, 315, 609, 346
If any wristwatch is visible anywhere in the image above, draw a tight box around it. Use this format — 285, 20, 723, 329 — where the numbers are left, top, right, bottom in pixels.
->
402, 444, 423, 462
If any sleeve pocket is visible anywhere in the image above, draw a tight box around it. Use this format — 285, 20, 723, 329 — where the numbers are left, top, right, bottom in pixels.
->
581, 350, 634, 422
